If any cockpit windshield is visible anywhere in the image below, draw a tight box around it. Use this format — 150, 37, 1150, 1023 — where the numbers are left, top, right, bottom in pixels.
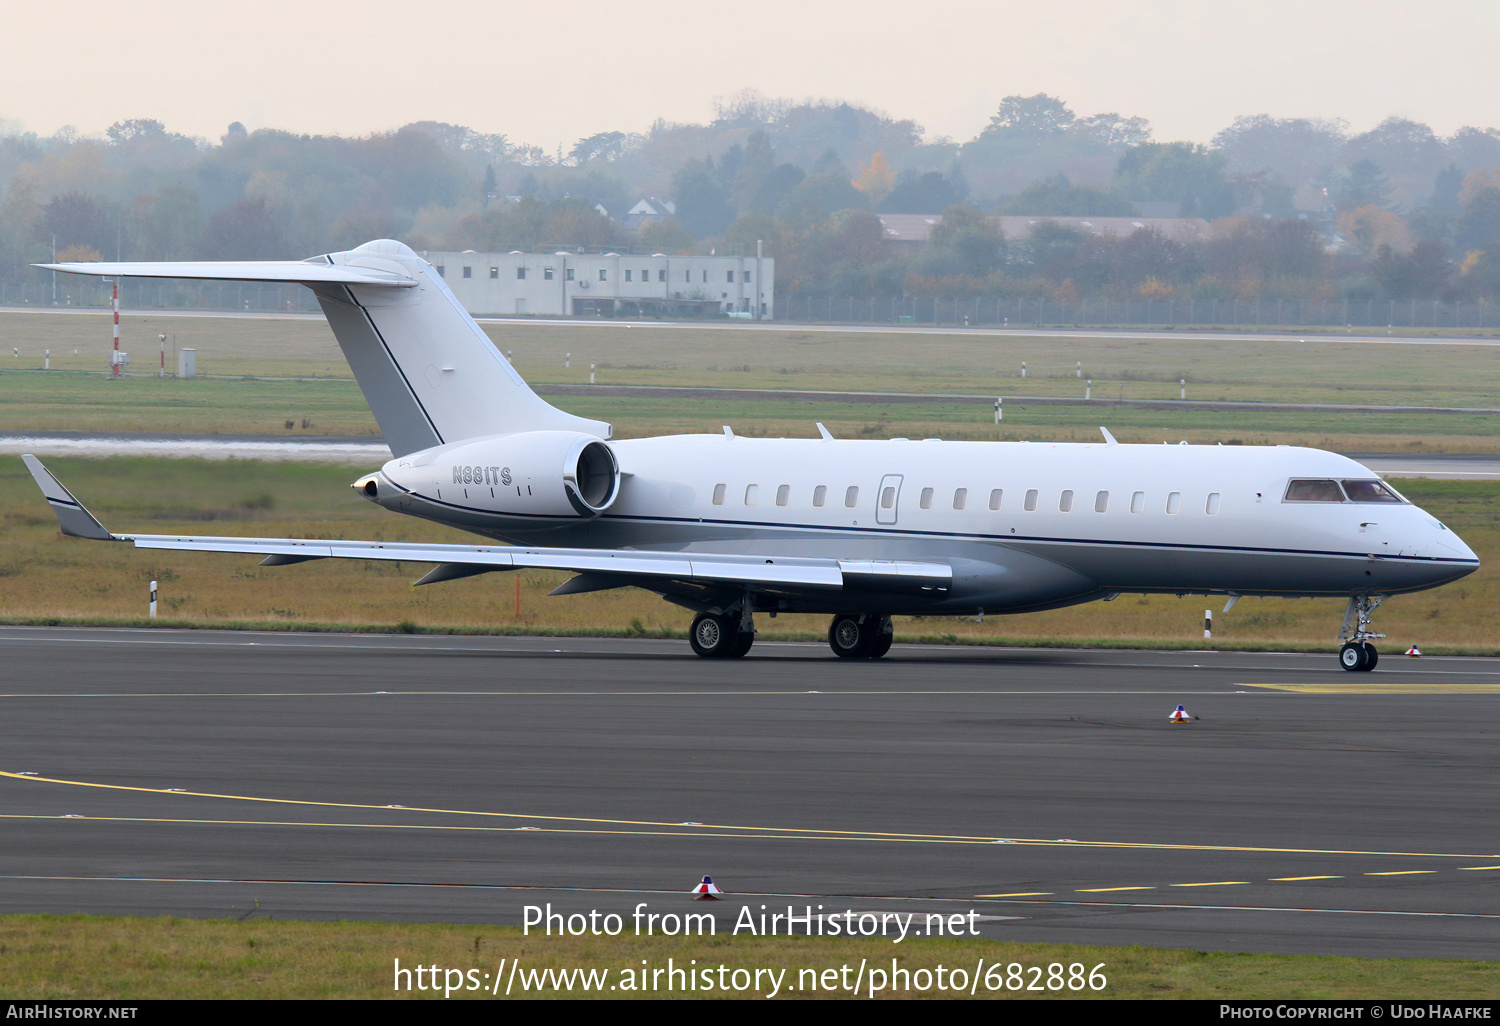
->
1284, 479, 1345, 502
1340, 479, 1406, 503
1283, 479, 1407, 504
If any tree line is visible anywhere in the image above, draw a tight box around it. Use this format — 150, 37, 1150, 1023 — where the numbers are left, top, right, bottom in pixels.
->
3, 92, 1500, 308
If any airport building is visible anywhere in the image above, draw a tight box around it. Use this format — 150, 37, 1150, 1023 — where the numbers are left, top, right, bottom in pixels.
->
421, 250, 775, 319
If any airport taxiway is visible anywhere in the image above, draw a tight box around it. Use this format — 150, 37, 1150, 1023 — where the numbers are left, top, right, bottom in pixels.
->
0, 627, 1495, 960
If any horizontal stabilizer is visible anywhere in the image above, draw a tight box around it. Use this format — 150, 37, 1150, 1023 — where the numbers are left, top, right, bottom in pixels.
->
37, 259, 416, 288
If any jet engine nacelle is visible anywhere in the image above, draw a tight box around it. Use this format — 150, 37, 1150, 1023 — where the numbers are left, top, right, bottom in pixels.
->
374, 430, 621, 519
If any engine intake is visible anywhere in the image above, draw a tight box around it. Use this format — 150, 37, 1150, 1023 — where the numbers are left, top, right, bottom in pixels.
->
562, 436, 620, 516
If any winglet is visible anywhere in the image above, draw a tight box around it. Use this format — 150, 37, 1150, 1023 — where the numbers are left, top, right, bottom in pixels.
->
21, 455, 116, 540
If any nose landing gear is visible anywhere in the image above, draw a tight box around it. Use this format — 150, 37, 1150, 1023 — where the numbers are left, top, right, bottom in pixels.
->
1337, 594, 1385, 672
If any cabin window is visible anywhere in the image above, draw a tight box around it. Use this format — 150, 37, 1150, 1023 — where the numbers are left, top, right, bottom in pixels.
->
1284, 479, 1345, 502
1166, 491, 1181, 514
1059, 490, 1074, 513
1206, 492, 1221, 515
712, 483, 726, 505
1024, 489, 1038, 512
989, 488, 1002, 511
844, 486, 859, 508
813, 485, 827, 508
1131, 491, 1145, 514
1342, 479, 1405, 503
919, 487, 934, 509
1094, 490, 1109, 513
952, 488, 967, 510
776, 484, 790, 507
744, 484, 758, 506
881, 487, 896, 509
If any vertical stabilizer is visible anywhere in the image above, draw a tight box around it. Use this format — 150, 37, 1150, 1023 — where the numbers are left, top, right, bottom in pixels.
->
311, 240, 610, 456
38, 240, 610, 457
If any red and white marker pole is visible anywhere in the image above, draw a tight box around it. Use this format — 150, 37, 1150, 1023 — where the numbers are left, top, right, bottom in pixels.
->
111, 279, 120, 378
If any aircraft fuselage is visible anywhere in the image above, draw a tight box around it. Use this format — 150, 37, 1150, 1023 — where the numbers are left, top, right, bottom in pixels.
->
368, 434, 1478, 616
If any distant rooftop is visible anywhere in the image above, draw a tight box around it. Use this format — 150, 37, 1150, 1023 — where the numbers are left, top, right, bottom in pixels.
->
877, 213, 1212, 244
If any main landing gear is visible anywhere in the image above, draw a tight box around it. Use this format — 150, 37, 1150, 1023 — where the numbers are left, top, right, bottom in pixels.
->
1336, 594, 1386, 672
828, 613, 893, 659
689, 610, 754, 658
687, 608, 896, 659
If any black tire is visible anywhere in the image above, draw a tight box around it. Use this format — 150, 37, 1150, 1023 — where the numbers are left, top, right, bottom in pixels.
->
690, 613, 735, 658
829, 614, 876, 658
869, 629, 893, 659
1360, 642, 1378, 671
1339, 642, 1367, 672
730, 631, 755, 658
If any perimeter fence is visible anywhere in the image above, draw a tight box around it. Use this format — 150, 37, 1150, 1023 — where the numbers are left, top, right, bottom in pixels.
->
6, 277, 1498, 332
777, 294, 1499, 332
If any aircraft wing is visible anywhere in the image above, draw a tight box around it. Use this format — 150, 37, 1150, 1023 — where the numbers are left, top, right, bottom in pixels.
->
23, 456, 951, 597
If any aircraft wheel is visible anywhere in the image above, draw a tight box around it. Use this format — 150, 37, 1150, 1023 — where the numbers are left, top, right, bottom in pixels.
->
869, 629, 893, 659
689, 613, 736, 658
828, 614, 876, 658
1360, 642, 1379, 671
730, 631, 755, 658
1338, 642, 1368, 672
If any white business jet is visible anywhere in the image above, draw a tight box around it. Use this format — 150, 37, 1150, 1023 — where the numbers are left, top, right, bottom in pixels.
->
27, 240, 1479, 669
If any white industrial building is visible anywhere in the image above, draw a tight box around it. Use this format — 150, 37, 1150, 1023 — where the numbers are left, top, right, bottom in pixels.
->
421, 250, 775, 319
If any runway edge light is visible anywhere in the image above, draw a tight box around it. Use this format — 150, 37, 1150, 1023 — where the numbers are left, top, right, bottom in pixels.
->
692, 876, 723, 900
1406, 644, 1422, 657
1170, 705, 1192, 724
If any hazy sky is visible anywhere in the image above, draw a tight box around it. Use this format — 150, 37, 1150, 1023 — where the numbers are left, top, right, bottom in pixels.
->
5, 0, 1496, 151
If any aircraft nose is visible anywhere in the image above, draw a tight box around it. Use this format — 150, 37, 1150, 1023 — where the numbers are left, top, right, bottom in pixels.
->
1411, 518, 1480, 577
1435, 529, 1479, 564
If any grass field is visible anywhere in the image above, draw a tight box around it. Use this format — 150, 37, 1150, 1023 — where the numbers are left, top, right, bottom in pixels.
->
1, 311, 1498, 449
1, 916, 1493, 1000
